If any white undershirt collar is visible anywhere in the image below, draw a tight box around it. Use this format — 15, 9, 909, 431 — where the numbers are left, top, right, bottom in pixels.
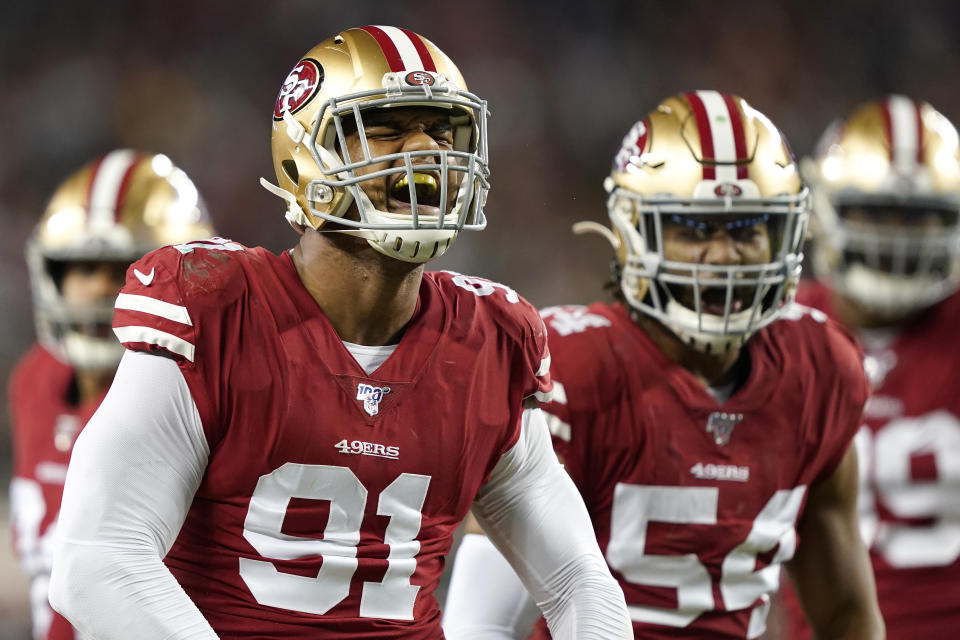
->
342, 341, 398, 375
706, 380, 737, 405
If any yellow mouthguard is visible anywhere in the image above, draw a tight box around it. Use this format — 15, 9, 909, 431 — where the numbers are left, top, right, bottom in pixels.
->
394, 173, 438, 193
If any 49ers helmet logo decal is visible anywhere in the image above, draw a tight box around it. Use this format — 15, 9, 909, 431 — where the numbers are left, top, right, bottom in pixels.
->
404, 71, 435, 86
713, 182, 743, 197
273, 58, 324, 120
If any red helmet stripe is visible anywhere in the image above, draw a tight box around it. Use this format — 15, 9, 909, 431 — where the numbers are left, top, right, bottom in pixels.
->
113, 155, 142, 221
398, 28, 437, 72
721, 93, 749, 179
685, 91, 716, 180
636, 118, 649, 153
84, 155, 106, 215
880, 98, 895, 162
359, 25, 405, 72
914, 100, 924, 164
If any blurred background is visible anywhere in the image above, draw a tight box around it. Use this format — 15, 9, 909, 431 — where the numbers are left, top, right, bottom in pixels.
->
2, 0, 959, 635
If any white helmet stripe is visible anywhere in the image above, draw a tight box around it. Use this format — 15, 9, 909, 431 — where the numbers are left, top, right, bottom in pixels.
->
375, 25, 428, 71
887, 95, 922, 174
696, 90, 739, 182
87, 149, 138, 231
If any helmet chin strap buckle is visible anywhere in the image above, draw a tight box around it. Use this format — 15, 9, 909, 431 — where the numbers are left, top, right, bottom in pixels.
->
259, 177, 312, 229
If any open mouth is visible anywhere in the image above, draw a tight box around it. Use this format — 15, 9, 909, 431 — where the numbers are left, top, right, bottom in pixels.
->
389, 171, 442, 211
699, 288, 744, 315
671, 286, 748, 316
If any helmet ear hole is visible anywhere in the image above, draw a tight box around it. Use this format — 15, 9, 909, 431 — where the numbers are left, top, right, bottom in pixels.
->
45, 258, 67, 293
281, 160, 299, 184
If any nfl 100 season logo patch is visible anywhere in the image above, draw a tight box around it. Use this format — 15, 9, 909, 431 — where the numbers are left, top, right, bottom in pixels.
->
706, 411, 743, 446
357, 383, 391, 417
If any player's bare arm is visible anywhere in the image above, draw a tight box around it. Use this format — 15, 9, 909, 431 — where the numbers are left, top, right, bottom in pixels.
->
786, 445, 884, 639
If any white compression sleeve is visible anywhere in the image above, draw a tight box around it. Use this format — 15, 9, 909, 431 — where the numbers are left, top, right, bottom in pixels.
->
443, 533, 540, 639
10, 477, 56, 637
448, 408, 632, 640
48, 350, 218, 639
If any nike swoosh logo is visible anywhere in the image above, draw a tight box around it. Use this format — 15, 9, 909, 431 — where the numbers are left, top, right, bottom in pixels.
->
134, 268, 155, 286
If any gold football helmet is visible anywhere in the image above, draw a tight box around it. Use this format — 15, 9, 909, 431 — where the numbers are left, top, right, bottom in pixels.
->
262, 25, 490, 263
581, 91, 809, 353
805, 95, 960, 317
27, 150, 215, 370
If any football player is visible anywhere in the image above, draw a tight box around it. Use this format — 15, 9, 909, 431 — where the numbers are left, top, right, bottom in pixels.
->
782, 96, 960, 638
47, 26, 632, 639
10, 150, 214, 640
443, 91, 884, 639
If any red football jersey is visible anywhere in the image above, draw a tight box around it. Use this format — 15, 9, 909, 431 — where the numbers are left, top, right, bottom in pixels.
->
111, 238, 551, 638
9, 344, 102, 640
781, 282, 960, 639
532, 302, 867, 640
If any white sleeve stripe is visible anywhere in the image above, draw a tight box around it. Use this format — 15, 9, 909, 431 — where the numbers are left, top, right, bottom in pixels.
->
115, 293, 193, 326
173, 238, 244, 254
548, 380, 567, 405
544, 413, 572, 442
113, 326, 195, 362
536, 354, 551, 377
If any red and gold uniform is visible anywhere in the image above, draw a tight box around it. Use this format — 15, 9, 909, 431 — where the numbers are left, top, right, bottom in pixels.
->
533, 301, 867, 639
109, 240, 551, 637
